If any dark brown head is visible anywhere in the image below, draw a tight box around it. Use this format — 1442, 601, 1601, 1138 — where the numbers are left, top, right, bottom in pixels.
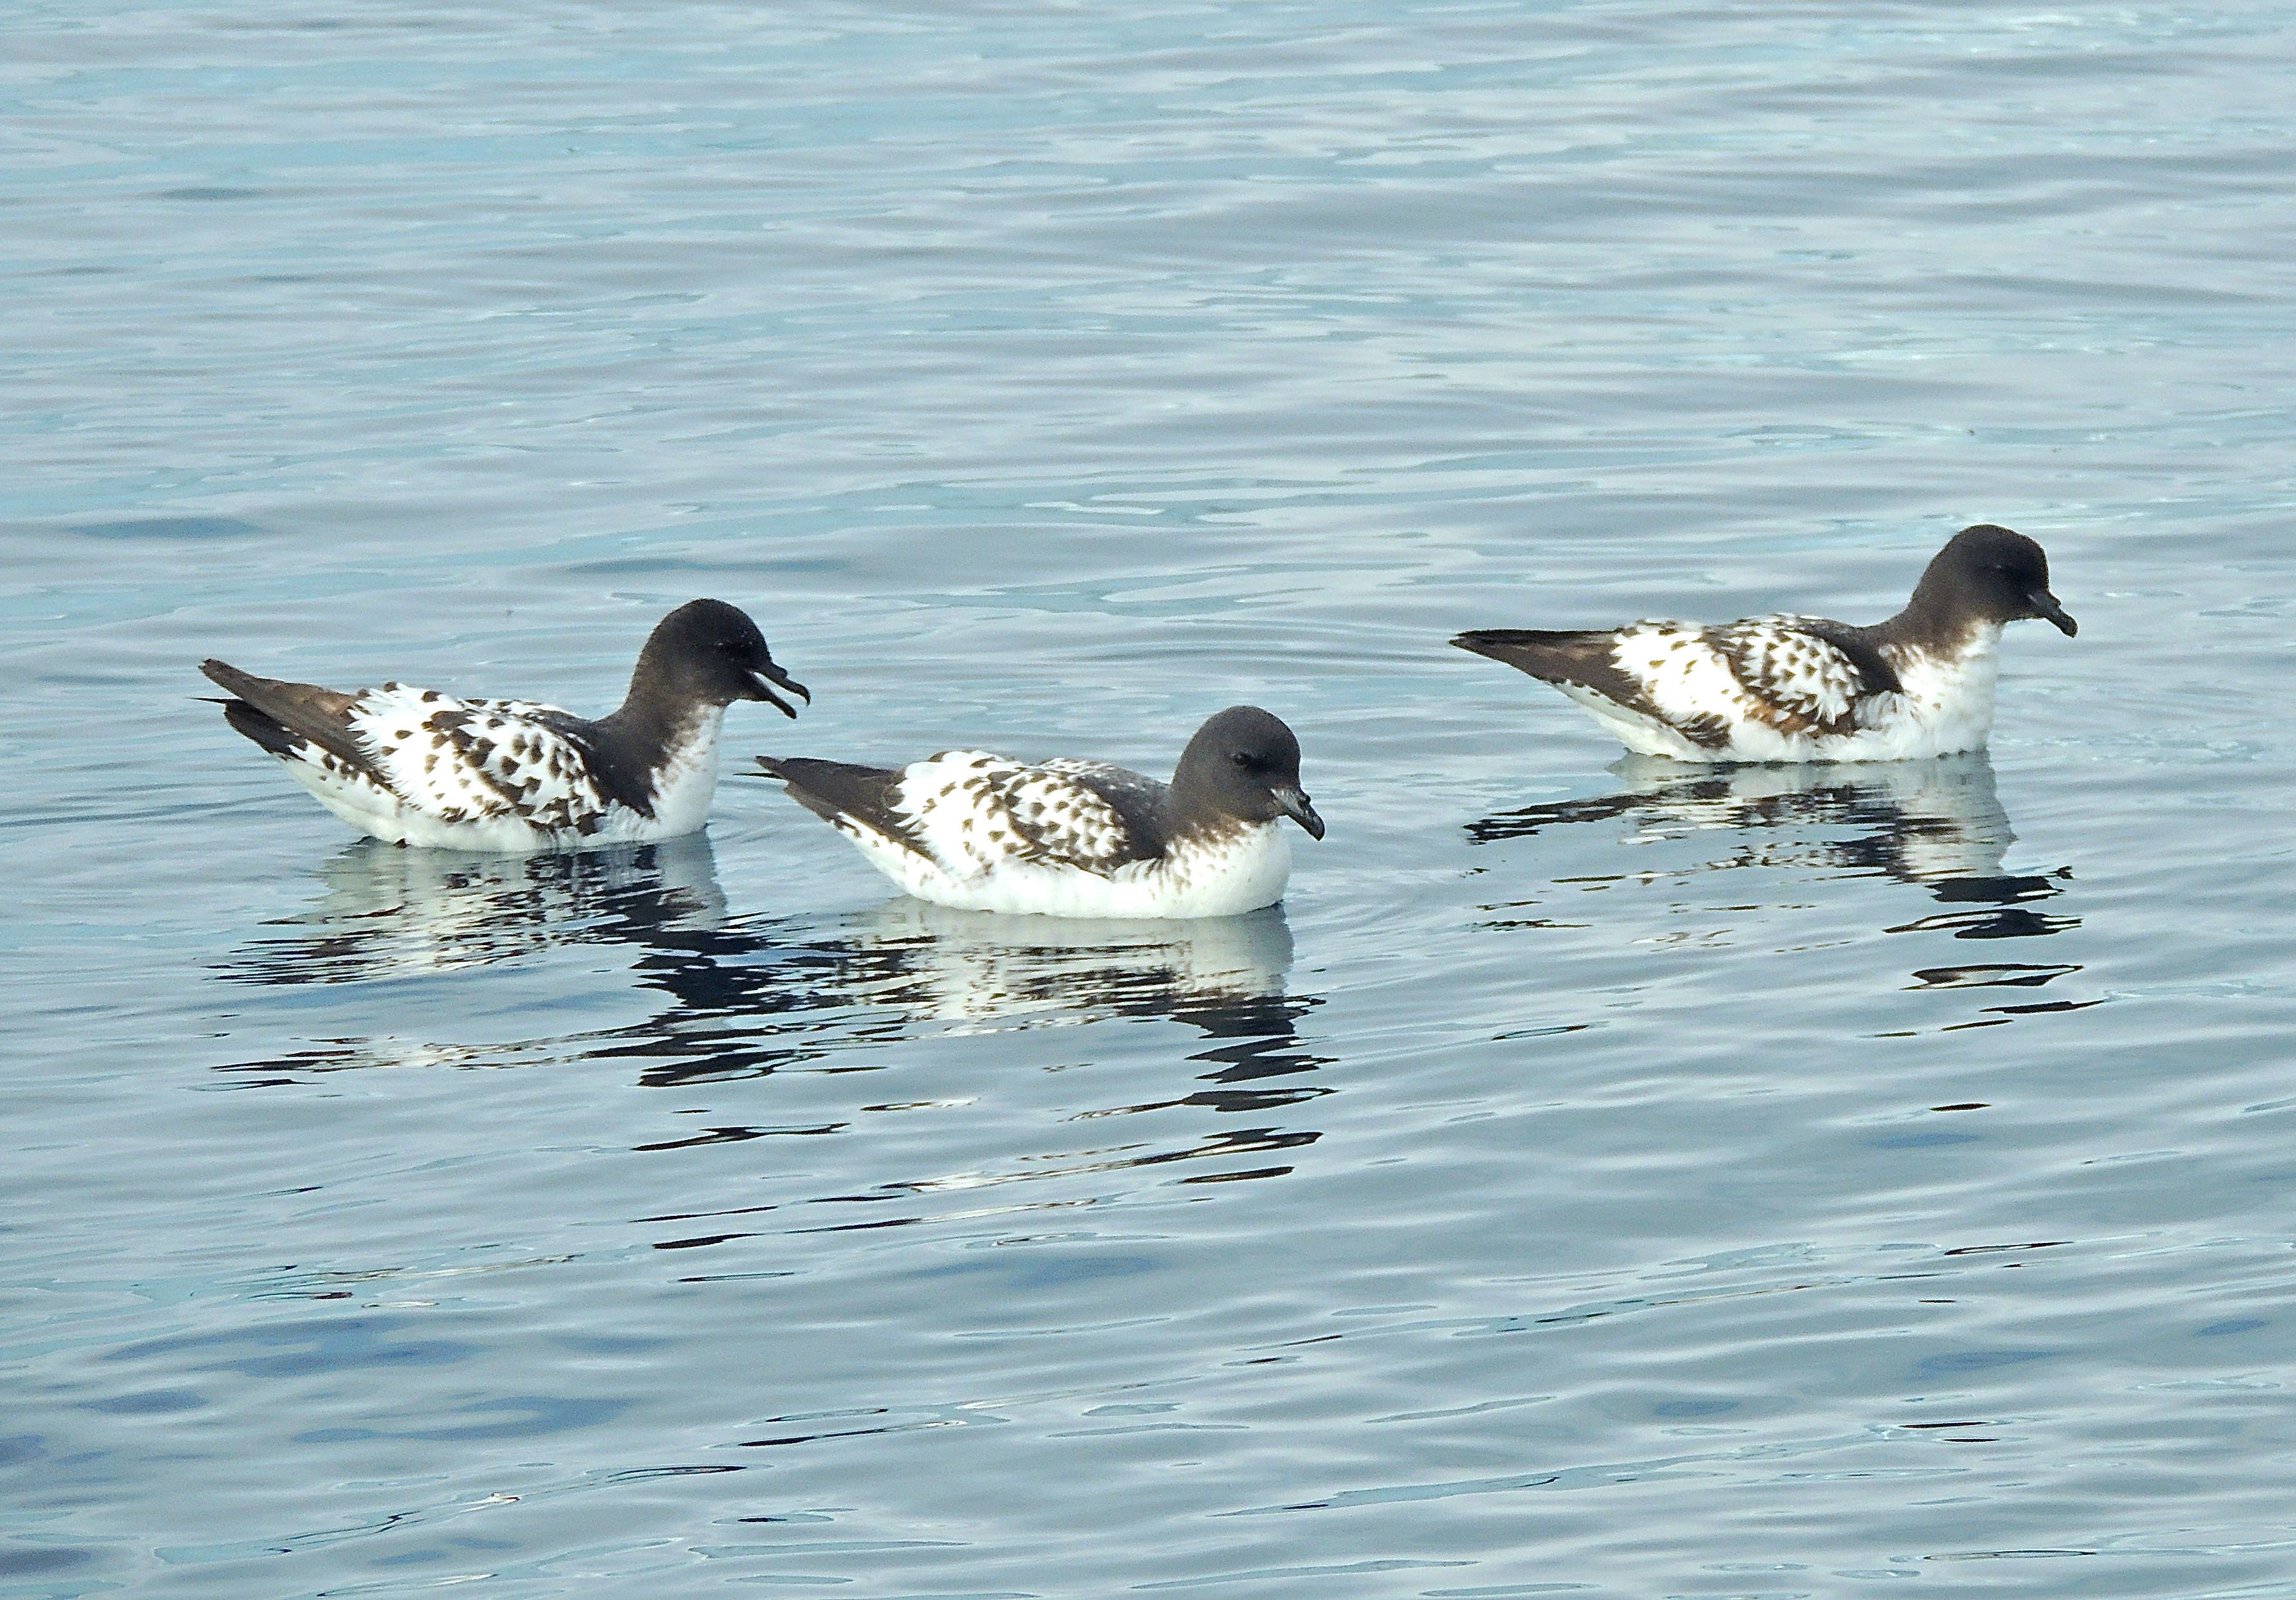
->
632, 599, 809, 718
1903, 524, 2076, 639
1170, 705, 1324, 840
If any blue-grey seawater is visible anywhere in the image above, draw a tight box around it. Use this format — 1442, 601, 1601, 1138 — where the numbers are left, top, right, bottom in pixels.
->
6, 3, 2296, 1595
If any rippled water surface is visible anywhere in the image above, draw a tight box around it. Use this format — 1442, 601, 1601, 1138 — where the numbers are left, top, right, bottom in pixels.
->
8, 3, 2296, 1595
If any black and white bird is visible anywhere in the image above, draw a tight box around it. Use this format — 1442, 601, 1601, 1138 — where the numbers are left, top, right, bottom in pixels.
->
203, 598, 807, 851
754, 706, 1325, 917
1452, 524, 2077, 762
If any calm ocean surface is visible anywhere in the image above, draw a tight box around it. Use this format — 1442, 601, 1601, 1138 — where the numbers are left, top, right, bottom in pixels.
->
7, 3, 2296, 1595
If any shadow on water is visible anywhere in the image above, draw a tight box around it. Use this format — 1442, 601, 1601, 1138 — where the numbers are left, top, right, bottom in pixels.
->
1468, 754, 2091, 1024
214, 836, 1328, 1173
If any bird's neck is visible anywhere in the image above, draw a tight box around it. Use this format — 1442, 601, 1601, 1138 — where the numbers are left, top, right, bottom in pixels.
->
1160, 782, 1264, 856
1163, 768, 1234, 843
587, 694, 725, 814
1873, 576, 1985, 655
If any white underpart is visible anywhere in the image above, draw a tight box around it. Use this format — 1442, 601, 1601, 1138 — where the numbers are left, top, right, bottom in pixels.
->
270, 685, 725, 852
843, 817, 1295, 919
1877, 632, 2003, 760
826, 749, 1297, 919
631, 713, 725, 840
1580, 618, 2004, 762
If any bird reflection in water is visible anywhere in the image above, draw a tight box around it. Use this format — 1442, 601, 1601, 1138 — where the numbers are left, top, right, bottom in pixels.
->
221, 835, 732, 986
845, 901, 1327, 1117
218, 841, 1327, 1168
1470, 754, 2088, 1025
591, 894, 1325, 1101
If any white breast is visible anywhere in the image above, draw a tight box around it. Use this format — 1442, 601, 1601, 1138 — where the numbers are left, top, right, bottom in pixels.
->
1872, 629, 2001, 759
600, 710, 725, 842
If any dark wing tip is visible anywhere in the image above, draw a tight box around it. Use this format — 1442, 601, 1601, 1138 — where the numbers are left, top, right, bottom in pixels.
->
201, 657, 254, 693
198, 661, 375, 776
220, 697, 301, 758
1452, 629, 1532, 668
1449, 628, 1602, 681
752, 752, 855, 814
754, 755, 932, 858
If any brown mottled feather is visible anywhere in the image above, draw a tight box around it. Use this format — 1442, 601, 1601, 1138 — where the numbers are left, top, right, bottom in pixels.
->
1450, 629, 1689, 735
200, 659, 382, 781
757, 756, 930, 856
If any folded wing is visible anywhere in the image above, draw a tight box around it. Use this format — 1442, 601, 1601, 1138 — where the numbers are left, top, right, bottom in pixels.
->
1707, 616, 1901, 736
206, 659, 611, 832
760, 750, 1162, 878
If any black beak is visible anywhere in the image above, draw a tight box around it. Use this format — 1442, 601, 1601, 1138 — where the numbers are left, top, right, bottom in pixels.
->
2027, 589, 2077, 637
748, 659, 810, 718
1271, 784, 1326, 841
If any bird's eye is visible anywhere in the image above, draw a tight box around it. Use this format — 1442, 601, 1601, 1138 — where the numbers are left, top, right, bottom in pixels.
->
1230, 751, 1255, 768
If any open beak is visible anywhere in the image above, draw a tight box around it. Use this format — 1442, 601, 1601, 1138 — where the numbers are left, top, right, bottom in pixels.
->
1271, 784, 1326, 841
2028, 589, 2077, 637
748, 659, 811, 718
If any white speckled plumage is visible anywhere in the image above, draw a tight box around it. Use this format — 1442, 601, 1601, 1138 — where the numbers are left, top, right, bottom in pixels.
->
758, 706, 1324, 919
837, 768, 1295, 919
1454, 524, 2074, 763
205, 598, 802, 852
898, 752, 1145, 880
1558, 616, 2004, 762
275, 689, 725, 851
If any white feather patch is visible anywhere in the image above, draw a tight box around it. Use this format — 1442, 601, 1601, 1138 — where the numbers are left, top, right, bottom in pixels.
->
893, 750, 1144, 877
824, 749, 1296, 918
263, 685, 726, 851
349, 686, 609, 833
1577, 617, 2004, 762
